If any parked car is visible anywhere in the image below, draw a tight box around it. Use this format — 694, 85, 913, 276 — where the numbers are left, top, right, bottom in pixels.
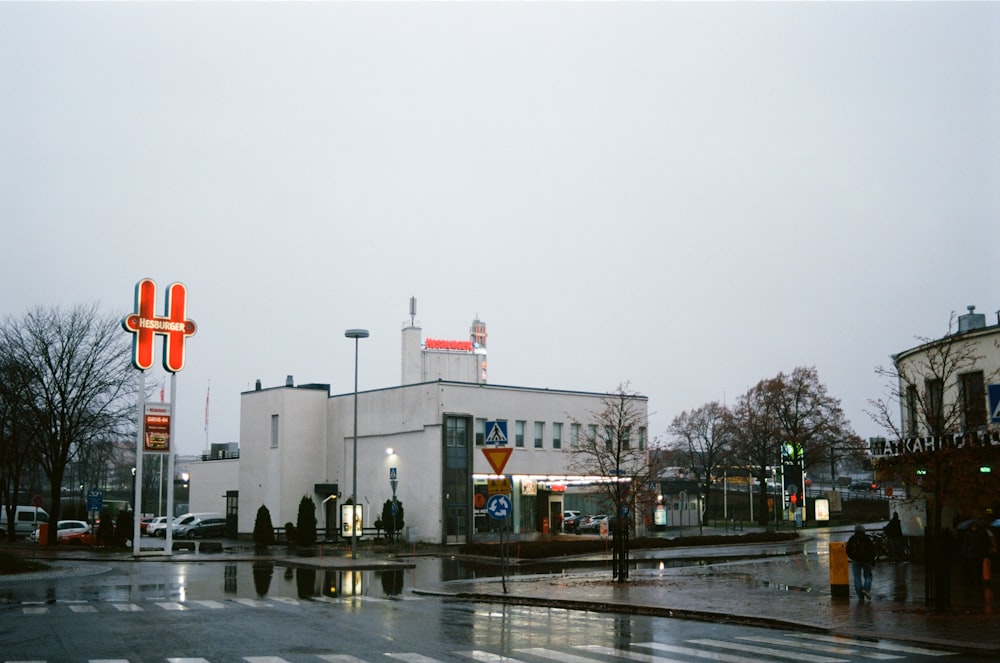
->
146, 516, 169, 537
849, 480, 880, 492
139, 516, 155, 534
562, 510, 582, 532
174, 515, 227, 539
31, 519, 91, 543
170, 512, 224, 538
577, 514, 608, 534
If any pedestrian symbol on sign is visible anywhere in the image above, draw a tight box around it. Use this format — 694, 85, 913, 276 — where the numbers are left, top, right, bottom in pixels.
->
485, 420, 508, 445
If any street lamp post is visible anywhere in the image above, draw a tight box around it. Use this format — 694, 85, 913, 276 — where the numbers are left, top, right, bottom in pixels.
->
345, 328, 369, 559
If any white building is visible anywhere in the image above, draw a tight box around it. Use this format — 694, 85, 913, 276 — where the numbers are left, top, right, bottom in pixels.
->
189, 304, 648, 544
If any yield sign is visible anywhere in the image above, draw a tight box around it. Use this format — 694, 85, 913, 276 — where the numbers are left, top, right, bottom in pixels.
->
483, 447, 512, 475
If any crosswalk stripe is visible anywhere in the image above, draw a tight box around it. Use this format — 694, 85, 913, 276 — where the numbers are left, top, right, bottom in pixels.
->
636, 641, 781, 663
22, 606, 48, 615
192, 600, 226, 609
518, 647, 606, 662
166, 659, 210, 662
738, 635, 902, 659
234, 598, 272, 608
110, 603, 143, 612
243, 658, 291, 662
68, 605, 97, 613
89, 659, 130, 662
156, 602, 188, 611
455, 650, 533, 663
579, 643, 689, 662
785, 633, 959, 657
385, 654, 445, 662
688, 638, 847, 662
315, 655, 369, 662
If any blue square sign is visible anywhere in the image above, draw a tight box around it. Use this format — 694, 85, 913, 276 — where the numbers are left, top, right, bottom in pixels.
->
989, 384, 1000, 424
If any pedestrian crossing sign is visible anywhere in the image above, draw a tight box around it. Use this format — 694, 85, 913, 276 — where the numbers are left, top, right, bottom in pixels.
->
989, 384, 1000, 424
485, 420, 508, 445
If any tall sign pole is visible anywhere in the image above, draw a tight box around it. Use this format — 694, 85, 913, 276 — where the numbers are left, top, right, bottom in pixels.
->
122, 279, 197, 556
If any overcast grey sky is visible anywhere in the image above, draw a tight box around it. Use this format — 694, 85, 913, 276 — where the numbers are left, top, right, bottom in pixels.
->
2, 2, 998, 456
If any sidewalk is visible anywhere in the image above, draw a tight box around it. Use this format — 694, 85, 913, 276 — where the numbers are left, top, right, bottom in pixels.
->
412, 536, 1000, 657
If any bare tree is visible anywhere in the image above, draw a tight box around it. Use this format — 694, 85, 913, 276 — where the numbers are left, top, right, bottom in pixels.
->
0, 357, 36, 541
868, 315, 1000, 533
772, 367, 855, 490
730, 367, 855, 526
668, 401, 734, 525
0, 304, 136, 544
730, 377, 784, 526
569, 383, 661, 582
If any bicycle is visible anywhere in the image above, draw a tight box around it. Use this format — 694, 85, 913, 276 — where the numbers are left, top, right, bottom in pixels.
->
869, 529, 910, 563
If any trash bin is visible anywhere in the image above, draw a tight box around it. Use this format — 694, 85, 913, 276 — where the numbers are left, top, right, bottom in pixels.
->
36, 523, 48, 546
541, 517, 549, 534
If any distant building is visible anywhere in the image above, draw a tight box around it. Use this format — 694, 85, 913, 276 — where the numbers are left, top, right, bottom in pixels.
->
188, 300, 648, 544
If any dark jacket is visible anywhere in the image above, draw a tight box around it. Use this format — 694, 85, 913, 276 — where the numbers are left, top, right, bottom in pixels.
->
847, 531, 875, 563
884, 516, 902, 539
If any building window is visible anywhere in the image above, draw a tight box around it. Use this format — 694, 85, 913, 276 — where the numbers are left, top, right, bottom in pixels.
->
960, 371, 987, 430
638, 426, 647, 451
925, 378, 944, 433
515, 420, 525, 448
446, 417, 468, 447
552, 422, 562, 450
570, 423, 581, 448
905, 385, 919, 438
534, 421, 544, 449
475, 418, 486, 446
587, 424, 598, 447
270, 415, 279, 448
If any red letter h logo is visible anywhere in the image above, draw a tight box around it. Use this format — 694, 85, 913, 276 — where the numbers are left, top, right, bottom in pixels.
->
122, 279, 197, 373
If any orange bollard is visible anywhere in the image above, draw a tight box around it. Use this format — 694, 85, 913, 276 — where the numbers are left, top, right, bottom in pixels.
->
830, 541, 850, 598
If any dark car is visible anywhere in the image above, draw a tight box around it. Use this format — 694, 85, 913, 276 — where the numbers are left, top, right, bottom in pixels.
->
175, 516, 227, 539
576, 514, 609, 534
563, 511, 582, 532
849, 480, 879, 492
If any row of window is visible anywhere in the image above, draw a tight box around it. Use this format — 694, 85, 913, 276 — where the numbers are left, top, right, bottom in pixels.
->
473, 419, 646, 451
904, 370, 987, 437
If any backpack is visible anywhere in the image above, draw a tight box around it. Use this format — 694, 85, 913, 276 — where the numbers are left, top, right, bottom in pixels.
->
847, 532, 874, 563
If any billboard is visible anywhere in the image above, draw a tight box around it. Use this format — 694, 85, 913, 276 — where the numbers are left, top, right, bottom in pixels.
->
144, 403, 171, 453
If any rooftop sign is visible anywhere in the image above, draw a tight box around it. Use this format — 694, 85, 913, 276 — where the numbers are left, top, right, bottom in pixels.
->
425, 338, 473, 351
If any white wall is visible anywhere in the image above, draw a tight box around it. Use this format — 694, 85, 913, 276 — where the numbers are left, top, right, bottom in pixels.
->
187, 458, 238, 515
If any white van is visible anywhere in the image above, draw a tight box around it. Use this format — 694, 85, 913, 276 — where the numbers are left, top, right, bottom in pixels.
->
1, 505, 50, 538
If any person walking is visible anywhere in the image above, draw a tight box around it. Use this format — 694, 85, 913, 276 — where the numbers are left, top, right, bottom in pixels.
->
847, 524, 875, 600
884, 512, 904, 563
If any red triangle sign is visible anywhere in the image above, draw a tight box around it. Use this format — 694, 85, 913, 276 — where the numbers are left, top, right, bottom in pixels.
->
483, 447, 512, 475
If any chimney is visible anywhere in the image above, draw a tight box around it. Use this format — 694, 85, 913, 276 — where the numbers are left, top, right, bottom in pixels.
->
255, 379, 262, 391
285, 375, 294, 387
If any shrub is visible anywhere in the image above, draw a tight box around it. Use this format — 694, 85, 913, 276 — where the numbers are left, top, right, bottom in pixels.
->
96, 511, 115, 546
380, 499, 405, 541
253, 505, 275, 548
295, 496, 317, 547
